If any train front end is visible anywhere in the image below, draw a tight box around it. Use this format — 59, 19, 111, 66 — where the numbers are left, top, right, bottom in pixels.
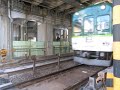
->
72, 2, 112, 66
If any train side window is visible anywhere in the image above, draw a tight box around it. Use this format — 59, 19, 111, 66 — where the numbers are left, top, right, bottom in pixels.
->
84, 17, 94, 33
97, 15, 110, 32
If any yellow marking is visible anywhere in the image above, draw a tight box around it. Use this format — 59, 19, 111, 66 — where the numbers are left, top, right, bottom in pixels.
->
107, 73, 113, 79
106, 72, 113, 89
0, 49, 7, 56
113, 42, 120, 60
113, 5, 120, 25
106, 87, 113, 90
114, 77, 120, 90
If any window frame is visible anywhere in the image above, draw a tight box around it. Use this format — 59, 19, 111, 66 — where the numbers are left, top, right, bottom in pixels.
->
72, 18, 83, 36
96, 14, 110, 32
83, 16, 94, 35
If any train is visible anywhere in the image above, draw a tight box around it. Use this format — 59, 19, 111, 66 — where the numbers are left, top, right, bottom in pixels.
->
72, 1, 112, 66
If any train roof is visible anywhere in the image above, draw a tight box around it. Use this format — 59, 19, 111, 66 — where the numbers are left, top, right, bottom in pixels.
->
73, 1, 112, 17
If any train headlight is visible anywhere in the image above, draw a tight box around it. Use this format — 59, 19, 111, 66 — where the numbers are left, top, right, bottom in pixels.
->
75, 12, 79, 15
100, 5, 106, 10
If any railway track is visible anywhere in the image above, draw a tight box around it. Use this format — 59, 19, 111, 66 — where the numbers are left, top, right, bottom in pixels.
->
0, 53, 73, 76
0, 53, 73, 70
6, 65, 104, 90
5, 57, 73, 75
0, 53, 105, 90
0, 54, 75, 90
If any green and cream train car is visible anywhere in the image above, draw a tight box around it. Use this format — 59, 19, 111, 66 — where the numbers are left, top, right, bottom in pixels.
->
72, 1, 112, 66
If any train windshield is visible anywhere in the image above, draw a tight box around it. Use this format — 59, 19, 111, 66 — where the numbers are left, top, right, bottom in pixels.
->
97, 15, 110, 34
84, 17, 94, 34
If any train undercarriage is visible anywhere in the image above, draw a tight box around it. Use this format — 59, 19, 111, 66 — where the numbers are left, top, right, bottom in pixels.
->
74, 51, 112, 66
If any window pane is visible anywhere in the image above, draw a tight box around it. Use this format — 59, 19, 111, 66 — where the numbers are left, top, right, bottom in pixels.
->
97, 15, 109, 31
73, 18, 82, 33
84, 18, 94, 33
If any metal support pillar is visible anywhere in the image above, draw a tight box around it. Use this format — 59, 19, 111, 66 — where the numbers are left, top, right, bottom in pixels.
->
20, 25, 24, 41
0, 7, 11, 62
58, 53, 61, 69
31, 55, 36, 75
45, 23, 48, 56
113, 0, 120, 90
